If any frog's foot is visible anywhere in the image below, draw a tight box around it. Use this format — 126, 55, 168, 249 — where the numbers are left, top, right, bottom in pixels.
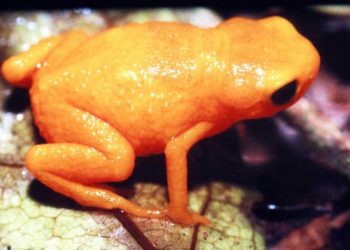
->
167, 208, 211, 225
26, 144, 165, 218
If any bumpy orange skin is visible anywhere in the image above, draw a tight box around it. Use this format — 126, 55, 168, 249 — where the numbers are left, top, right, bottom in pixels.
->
1, 16, 320, 225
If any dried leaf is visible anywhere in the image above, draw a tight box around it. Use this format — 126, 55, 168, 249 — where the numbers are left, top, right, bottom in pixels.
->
0, 166, 265, 249
272, 215, 332, 250
271, 211, 350, 250
285, 97, 350, 179
0, 111, 34, 167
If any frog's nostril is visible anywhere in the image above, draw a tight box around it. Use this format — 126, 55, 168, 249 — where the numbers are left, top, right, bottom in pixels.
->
271, 80, 297, 105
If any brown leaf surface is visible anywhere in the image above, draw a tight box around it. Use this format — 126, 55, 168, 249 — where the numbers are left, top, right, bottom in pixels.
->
285, 79, 350, 179
271, 211, 350, 250
0, 166, 265, 249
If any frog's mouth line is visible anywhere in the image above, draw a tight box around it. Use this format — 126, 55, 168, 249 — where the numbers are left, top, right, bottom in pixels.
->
271, 80, 297, 106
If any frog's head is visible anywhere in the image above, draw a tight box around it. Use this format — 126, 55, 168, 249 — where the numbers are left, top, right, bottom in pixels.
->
218, 16, 320, 119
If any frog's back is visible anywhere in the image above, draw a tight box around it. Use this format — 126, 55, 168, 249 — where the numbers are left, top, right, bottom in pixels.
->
36, 22, 220, 97
47, 22, 209, 79
32, 22, 223, 155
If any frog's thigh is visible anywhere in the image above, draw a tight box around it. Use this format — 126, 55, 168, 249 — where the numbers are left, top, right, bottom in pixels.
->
43, 31, 90, 71
26, 103, 164, 217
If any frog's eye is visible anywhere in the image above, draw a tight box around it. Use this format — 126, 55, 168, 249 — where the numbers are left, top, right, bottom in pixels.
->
271, 80, 297, 105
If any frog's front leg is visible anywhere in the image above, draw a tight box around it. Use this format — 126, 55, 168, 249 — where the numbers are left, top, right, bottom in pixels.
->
165, 122, 213, 225
26, 101, 165, 218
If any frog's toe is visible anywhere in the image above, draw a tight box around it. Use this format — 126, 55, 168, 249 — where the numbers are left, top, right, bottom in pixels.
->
167, 209, 211, 225
191, 212, 211, 225
143, 207, 167, 218
120, 205, 167, 219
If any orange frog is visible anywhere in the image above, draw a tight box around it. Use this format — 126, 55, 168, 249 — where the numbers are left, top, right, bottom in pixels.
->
1, 16, 320, 225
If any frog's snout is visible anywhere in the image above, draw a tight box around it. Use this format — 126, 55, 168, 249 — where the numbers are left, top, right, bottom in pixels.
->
271, 80, 297, 106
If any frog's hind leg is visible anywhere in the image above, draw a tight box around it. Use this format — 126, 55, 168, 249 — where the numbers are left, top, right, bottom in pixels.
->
26, 102, 165, 218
